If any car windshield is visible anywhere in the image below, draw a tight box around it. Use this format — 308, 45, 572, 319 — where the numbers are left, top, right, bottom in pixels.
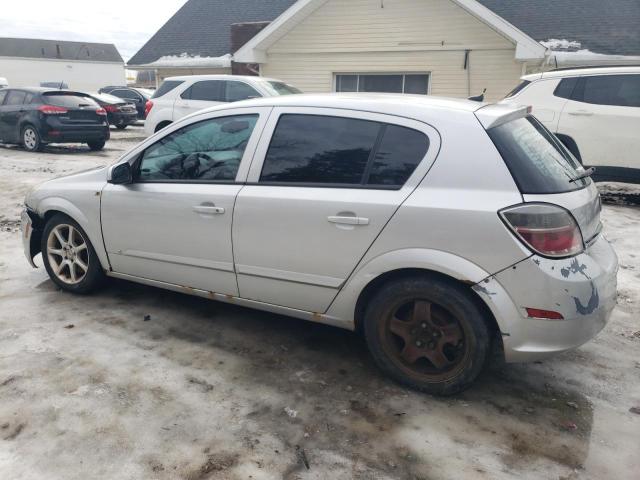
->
488, 116, 589, 194
263, 81, 302, 96
43, 93, 99, 108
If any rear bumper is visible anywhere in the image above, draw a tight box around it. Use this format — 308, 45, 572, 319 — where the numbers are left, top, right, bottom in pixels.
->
474, 234, 618, 362
42, 118, 110, 143
109, 112, 138, 126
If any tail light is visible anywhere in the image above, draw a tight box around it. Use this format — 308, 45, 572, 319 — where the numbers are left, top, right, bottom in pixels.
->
96, 108, 107, 116
144, 100, 153, 117
499, 203, 583, 258
103, 105, 119, 113
38, 105, 67, 115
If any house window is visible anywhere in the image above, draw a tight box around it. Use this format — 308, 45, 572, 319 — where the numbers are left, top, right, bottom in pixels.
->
335, 73, 430, 95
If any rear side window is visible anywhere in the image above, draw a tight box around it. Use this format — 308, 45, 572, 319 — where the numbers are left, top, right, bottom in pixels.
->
505, 80, 531, 98
553, 77, 578, 99
43, 93, 98, 108
488, 116, 587, 194
182, 80, 225, 102
152, 80, 184, 98
6, 90, 26, 105
260, 114, 428, 188
572, 75, 640, 107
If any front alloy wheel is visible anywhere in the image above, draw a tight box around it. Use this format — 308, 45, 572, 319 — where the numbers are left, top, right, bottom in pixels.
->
22, 126, 42, 152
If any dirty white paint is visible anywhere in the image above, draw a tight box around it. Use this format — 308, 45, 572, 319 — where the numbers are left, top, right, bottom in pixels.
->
0, 127, 639, 479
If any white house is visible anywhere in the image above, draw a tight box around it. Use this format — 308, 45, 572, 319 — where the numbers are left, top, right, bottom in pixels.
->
0, 38, 126, 91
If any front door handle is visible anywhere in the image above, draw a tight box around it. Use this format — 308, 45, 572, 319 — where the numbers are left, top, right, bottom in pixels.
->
328, 215, 369, 225
568, 110, 593, 116
193, 204, 225, 215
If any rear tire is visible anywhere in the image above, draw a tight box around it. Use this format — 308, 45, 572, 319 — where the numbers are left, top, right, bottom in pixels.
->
41, 214, 105, 294
22, 125, 42, 152
363, 275, 490, 395
87, 140, 105, 151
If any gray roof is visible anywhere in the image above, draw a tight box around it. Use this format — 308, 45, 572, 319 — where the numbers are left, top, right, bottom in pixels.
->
128, 0, 297, 66
0, 37, 123, 63
478, 0, 640, 56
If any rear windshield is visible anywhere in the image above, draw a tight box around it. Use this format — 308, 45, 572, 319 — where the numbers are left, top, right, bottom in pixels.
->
43, 93, 98, 108
504, 80, 531, 98
263, 81, 302, 96
152, 81, 184, 98
488, 116, 589, 194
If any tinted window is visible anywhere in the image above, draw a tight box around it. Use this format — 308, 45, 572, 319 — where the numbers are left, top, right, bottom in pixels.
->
225, 81, 260, 102
6, 90, 26, 105
112, 89, 141, 101
0, 90, 7, 104
573, 75, 640, 107
43, 93, 97, 108
335, 74, 430, 95
553, 78, 578, 99
505, 80, 531, 98
137, 114, 258, 182
261, 115, 380, 184
361, 75, 403, 93
404, 75, 429, 94
152, 80, 184, 98
488, 116, 587, 194
367, 125, 429, 186
182, 81, 225, 102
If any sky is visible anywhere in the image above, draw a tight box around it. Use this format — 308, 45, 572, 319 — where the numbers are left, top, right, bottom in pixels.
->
0, 0, 189, 61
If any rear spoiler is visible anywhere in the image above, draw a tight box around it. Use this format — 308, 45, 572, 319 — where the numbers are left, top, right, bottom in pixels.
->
474, 103, 530, 130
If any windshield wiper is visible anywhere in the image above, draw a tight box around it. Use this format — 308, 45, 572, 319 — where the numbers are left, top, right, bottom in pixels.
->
569, 167, 596, 183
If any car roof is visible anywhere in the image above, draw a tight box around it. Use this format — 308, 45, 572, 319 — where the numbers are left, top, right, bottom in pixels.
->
0, 87, 89, 95
522, 65, 640, 82
162, 74, 282, 83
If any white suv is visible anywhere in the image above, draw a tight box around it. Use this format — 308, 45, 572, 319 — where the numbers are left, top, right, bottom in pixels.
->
502, 66, 640, 183
144, 75, 301, 136
22, 94, 618, 395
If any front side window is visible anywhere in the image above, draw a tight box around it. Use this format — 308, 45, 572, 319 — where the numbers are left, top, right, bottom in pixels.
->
6, 90, 26, 105
225, 81, 260, 102
260, 114, 428, 187
572, 74, 640, 107
488, 116, 587, 194
137, 114, 258, 182
553, 77, 578, 99
182, 81, 225, 102
335, 73, 430, 95
505, 80, 532, 99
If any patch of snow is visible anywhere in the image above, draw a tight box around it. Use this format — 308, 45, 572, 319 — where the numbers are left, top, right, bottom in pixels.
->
541, 39, 582, 51
546, 49, 640, 67
144, 53, 232, 69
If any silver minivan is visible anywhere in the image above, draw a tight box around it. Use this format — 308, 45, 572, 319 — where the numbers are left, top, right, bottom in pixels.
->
22, 94, 618, 395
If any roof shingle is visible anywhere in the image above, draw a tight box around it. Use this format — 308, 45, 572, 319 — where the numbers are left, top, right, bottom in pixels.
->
0, 37, 123, 63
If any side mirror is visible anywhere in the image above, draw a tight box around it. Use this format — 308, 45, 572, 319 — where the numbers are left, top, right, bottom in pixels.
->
109, 162, 133, 185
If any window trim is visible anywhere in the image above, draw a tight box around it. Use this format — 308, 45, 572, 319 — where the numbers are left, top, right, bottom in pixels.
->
255, 112, 430, 190
333, 72, 432, 95
132, 113, 261, 185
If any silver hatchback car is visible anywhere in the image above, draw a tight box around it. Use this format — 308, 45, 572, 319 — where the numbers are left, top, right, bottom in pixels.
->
22, 94, 618, 395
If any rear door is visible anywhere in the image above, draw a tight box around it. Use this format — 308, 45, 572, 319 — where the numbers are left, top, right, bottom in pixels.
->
232, 108, 440, 312
558, 74, 640, 170
173, 80, 225, 121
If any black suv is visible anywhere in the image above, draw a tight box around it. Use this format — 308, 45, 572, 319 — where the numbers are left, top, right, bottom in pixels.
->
0, 88, 110, 152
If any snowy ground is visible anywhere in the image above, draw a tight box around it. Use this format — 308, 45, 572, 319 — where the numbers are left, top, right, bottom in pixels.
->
0, 126, 639, 480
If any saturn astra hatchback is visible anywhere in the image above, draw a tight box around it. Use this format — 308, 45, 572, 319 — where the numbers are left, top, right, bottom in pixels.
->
21, 94, 618, 395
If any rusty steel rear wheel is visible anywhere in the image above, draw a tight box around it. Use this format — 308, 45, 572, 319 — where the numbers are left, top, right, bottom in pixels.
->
364, 276, 490, 395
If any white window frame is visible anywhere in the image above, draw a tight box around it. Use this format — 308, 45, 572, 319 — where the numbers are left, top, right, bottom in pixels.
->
333, 72, 432, 95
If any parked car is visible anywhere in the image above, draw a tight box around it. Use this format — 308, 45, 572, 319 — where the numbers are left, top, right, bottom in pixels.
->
144, 75, 301, 135
0, 77, 8, 88
0, 87, 109, 151
21, 94, 617, 395
502, 65, 640, 183
98, 86, 153, 120
87, 93, 138, 129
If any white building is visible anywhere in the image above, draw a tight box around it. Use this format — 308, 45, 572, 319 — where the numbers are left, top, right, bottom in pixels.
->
0, 37, 126, 91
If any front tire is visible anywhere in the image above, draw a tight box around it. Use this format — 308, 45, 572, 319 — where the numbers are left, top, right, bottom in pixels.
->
22, 125, 42, 152
363, 275, 490, 395
41, 214, 104, 294
87, 140, 105, 151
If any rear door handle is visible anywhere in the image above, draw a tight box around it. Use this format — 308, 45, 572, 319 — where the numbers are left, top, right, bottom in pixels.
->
568, 110, 593, 116
328, 215, 369, 225
193, 205, 225, 215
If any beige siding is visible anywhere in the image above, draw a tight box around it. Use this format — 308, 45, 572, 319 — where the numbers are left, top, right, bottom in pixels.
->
262, 50, 522, 101
269, 0, 514, 53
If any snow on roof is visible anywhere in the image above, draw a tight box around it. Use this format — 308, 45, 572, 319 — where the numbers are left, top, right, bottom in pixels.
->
541, 39, 583, 51
546, 49, 640, 67
142, 53, 232, 69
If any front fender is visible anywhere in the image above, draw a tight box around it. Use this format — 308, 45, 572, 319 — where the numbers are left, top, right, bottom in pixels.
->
325, 248, 496, 328
36, 196, 110, 271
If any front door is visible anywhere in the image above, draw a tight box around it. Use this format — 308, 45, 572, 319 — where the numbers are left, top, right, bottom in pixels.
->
101, 110, 268, 295
0, 90, 26, 143
232, 108, 438, 313
559, 74, 640, 171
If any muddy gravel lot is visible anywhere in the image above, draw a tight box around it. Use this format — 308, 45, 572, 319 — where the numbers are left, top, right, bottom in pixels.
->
0, 126, 639, 480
